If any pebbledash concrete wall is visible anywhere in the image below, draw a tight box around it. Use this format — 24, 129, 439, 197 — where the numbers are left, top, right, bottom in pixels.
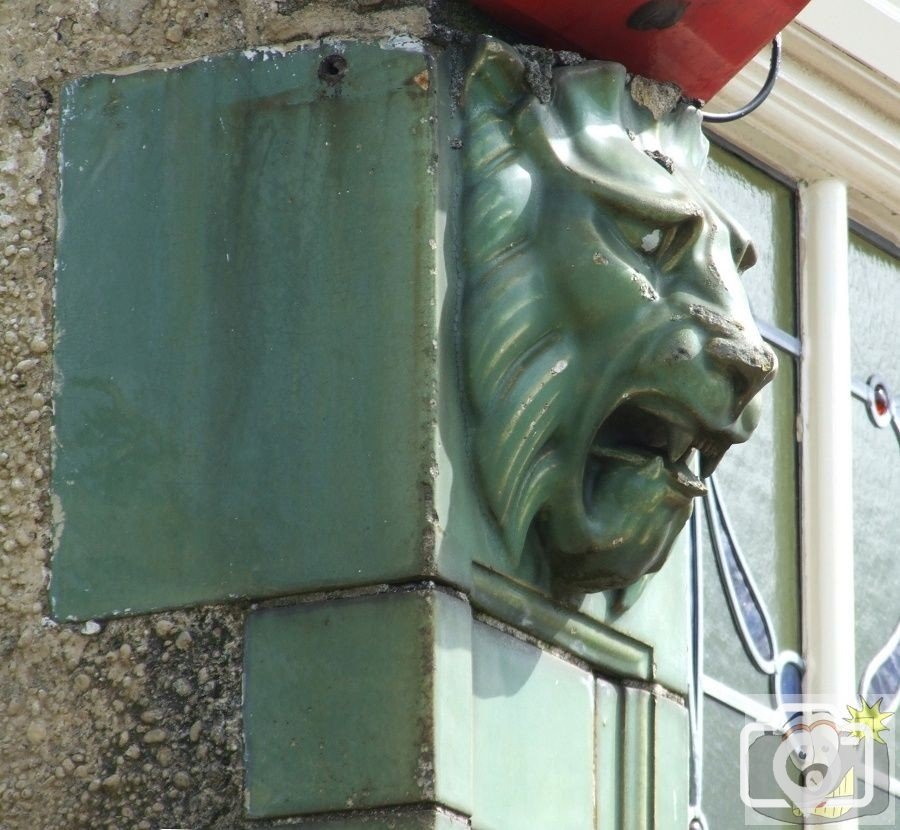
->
0, 3, 506, 828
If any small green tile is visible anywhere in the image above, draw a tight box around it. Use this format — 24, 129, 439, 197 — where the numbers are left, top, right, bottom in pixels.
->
52, 42, 440, 619
653, 697, 689, 830
244, 589, 471, 819
621, 687, 653, 830
595, 679, 622, 829
472, 621, 594, 830
433, 591, 474, 813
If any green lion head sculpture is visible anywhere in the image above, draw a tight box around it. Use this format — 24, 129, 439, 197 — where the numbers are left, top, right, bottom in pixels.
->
460, 37, 777, 592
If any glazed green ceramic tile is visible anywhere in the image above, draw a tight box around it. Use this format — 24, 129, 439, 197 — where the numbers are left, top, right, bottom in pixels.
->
653, 697, 688, 830
621, 687, 653, 830
51, 42, 439, 619
472, 565, 653, 682
595, 679, 622, 829
269, 808, 470, 829
432, 590, 475, 814
580, 526, 691, 694
243, 589, 472, 819
472, 621, 594, 830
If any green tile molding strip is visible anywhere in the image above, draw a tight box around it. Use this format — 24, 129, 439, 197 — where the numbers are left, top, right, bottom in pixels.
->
622, 687, 655, 830
471, 564, 653, 681
250, 808, 470, 829
50, 41, 440, 620
595, 679, 623, 829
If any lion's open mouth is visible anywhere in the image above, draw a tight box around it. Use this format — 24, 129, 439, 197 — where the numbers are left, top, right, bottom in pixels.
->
587, 400, 733, 502
540, 397, 738, 589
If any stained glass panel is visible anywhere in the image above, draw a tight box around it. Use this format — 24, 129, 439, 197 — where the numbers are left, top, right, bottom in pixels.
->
849, 233, 900, 705
702, 346, 801, 696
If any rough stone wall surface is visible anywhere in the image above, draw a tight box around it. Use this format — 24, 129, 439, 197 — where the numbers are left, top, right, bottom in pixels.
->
0, 2, 447, 828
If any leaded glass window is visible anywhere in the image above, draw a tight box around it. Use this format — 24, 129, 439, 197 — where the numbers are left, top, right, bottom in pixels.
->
688, 143, 803, 829
850, 232, 900, 792
689, 142, 900, 827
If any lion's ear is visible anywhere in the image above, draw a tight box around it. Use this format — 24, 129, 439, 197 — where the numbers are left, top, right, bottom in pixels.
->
462, 36, 527, 112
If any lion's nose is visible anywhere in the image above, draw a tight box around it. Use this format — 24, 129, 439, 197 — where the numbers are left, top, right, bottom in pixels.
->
705, 335, 777, 410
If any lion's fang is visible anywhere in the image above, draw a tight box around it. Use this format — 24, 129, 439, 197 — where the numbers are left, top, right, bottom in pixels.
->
667, 427, 693, 464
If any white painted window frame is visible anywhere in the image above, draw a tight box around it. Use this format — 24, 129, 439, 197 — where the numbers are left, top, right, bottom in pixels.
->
797, 0, 900, 88
708, 3, 900, 248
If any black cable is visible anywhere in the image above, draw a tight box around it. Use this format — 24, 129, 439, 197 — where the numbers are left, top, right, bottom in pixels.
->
702, 36, 782, 124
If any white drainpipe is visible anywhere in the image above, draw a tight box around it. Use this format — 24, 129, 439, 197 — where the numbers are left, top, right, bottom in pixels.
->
799, 178, 856, 701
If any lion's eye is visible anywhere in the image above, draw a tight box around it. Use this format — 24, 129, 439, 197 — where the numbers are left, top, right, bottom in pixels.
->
611, 215, 664, 259
656, 219, 700, 272
641, 229, 663, 254
609, 213, 699, 271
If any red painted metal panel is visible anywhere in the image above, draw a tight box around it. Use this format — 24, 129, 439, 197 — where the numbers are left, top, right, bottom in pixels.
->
469, 0, 811, 101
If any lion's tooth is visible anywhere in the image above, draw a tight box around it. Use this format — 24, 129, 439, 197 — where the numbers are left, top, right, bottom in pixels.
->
667, 427, 693, 463
675, 468, 708, 496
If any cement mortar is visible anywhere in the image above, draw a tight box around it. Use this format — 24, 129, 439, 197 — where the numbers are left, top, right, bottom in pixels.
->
0, 1, 439, 827
629, 74, 684, 121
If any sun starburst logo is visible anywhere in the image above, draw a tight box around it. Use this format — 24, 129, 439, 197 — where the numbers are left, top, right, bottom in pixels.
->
846, 697, 893, 745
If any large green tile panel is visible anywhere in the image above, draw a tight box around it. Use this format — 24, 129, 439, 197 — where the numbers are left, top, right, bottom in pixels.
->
244, 588, 473, 819
472, 621, 595, 830
51, 42, 439, 619
433, 591, 476, 815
